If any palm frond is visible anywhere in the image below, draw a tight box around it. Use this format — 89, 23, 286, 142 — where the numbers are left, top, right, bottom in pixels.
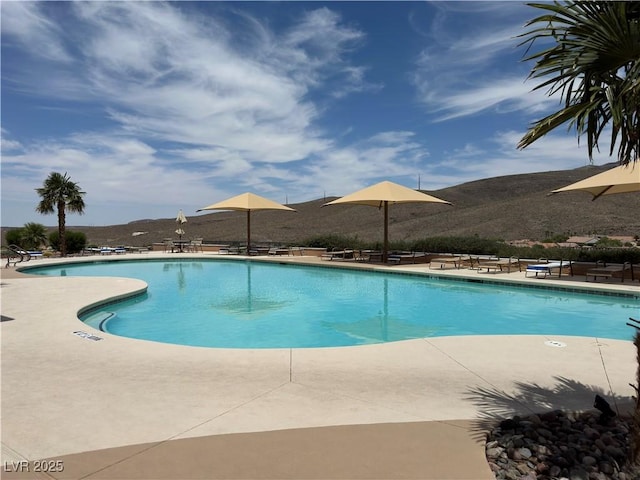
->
518, 1, 640, 165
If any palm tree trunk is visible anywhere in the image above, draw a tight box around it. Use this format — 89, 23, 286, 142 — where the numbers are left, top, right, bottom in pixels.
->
58, 200, 66, 257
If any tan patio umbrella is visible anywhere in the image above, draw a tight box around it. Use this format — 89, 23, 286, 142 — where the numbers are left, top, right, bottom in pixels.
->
197, 192, 295, 253
323, 181, 451, 262
175, 209, 187, 241
550, 163, 640, 200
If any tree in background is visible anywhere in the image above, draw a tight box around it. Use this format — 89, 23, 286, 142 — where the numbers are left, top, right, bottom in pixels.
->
48, 231, 87, 255
5, 229, 24, 247
518, 1, 640, 166
15, 222, 47, 250
35, 172, 86, 257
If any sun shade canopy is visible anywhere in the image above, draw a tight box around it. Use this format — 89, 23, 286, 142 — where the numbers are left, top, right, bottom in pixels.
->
198, 192, 296, 212
323, 181, 451, 262
197, 192, 295, 253
323, 181, 451, 208
551, 164, 640, 200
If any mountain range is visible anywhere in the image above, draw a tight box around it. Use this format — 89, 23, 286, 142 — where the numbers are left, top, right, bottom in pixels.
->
4, 163, 639, 248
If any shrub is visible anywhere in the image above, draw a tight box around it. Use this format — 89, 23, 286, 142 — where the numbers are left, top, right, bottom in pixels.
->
21, 222, 48, 250
575, 247, 640, 264
411, 236, 503, 255
596, 236, 623, 248
48, 231, 87, 254
5, 228, 23, 246
301, 234, 640, 264
303, 234, 364, 251
3, 223, 48, 250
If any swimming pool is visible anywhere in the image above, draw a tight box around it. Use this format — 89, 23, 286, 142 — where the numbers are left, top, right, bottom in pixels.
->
26, 258, 639, 348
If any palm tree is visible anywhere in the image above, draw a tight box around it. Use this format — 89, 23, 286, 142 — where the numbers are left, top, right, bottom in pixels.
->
517, 1, 640, 166
35, 172, 86, 257
21, 222, 48, 250
519, 2, 640, 469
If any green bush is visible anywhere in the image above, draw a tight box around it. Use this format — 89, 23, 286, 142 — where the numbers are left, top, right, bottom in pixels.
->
4, 223, 48, 250
303, 234, 364, 251
48, 231, 87, 254
302, 235, 417, 253
5, 229, 23, 246
575, 247, 640, 264
410, 236, 503, 255
301, 234, 640, 264
596, 236, 623, 248
21, 222, 48, 250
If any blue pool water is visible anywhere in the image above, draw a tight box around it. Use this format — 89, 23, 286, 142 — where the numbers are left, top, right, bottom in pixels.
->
26, 259, 639, 348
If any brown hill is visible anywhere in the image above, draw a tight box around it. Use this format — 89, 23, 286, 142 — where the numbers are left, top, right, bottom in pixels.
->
4, 164, 639, 247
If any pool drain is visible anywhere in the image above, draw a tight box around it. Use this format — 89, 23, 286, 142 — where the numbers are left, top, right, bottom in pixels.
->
544, 340, 567, 348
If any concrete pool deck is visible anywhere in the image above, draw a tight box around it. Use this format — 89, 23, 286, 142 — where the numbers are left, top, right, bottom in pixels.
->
1, 253, 638, 479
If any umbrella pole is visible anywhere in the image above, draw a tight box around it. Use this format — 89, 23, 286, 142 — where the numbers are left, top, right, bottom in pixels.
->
383, 201, 389, 263
246, 210, 251, 255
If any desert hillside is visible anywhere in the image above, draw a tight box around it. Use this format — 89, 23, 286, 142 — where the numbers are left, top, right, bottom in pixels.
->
3, 163, 639, 247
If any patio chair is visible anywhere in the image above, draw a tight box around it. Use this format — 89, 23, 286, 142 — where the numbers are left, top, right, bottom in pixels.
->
163, 238, 174, 253
189, 238, 203, 253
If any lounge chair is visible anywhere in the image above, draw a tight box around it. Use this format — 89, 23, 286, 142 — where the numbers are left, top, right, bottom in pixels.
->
366, 251, 384, 262
268, 247, 290, 256
476, 257, 519, 273
472, 257, 520, 273
459, 255, 481, 270
496, 257, 520, 273
429, 256, 463, 269
476, 258, 501, 273
320, 249, 354, 261
525, 260, 572, 278
586, 262, 633, 282
388, 251, 428, 265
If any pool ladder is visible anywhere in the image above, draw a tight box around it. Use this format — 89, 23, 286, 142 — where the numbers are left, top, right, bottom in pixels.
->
3, 244, 32, 268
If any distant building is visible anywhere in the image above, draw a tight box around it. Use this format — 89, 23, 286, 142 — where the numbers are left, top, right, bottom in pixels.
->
565, 236, 600, 246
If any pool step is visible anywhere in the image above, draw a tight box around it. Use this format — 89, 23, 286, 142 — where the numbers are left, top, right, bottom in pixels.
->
82, 311, 116, 331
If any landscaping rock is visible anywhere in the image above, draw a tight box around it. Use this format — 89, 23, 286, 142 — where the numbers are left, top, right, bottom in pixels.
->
486, 409, 639, 480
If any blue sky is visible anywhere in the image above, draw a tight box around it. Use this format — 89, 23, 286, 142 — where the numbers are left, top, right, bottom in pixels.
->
1, 1, 613, 227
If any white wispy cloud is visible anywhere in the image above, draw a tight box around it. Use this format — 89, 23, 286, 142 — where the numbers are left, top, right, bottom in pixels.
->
410, 1, 555, 122
1, 2, 614, 228
1, 2, 385, 223
0, 1, 73, 63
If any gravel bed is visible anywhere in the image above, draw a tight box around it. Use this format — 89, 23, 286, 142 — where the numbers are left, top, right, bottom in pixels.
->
486, 407, 639, 480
